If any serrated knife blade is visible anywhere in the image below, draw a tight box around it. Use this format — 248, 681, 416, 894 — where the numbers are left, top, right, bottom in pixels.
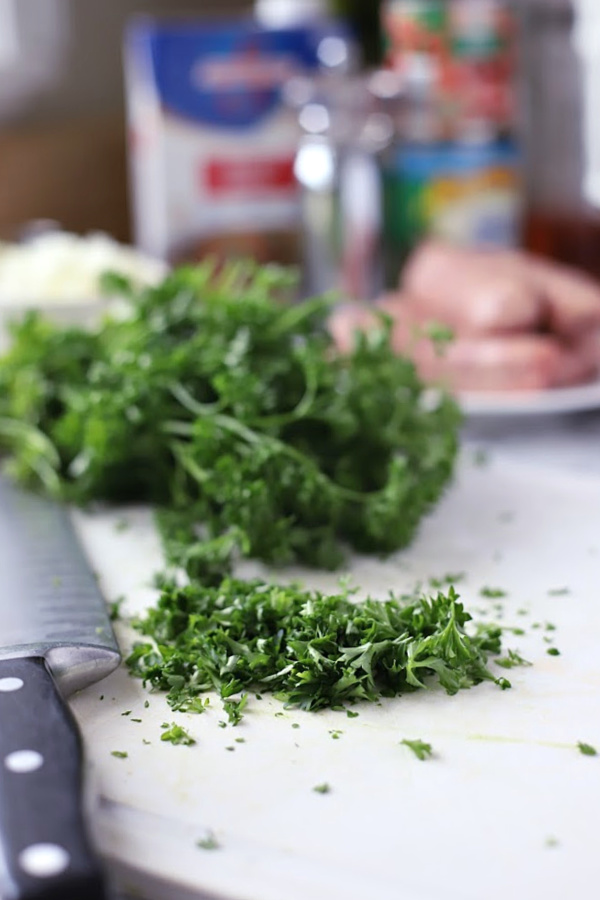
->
0, 476, 121, 900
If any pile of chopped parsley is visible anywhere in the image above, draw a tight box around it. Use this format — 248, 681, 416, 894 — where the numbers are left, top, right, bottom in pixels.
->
128, 582, 507, 712
0, 260, 512, 714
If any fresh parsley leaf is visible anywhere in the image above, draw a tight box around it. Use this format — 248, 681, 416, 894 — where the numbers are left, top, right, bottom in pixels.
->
547, 648, 560, 657
111, 751, 128, 759
0, 261, 459, 580
401, 739, 433, 761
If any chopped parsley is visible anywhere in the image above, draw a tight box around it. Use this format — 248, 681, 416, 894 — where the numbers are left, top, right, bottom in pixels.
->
577, 742, 597, 757
313, 783, 331, 794
160, 722, 196, 746
546, 648, 561, 657
196, 831, 219, 850
548, 587, 570, 596
429, 572, 465, 588
223, 694, 248, 726
480, 587, 507, 599
127, 585, 508, 713
111, 751, 128, 759
401, 739, 433, 761
494, 650, 532, 670
109, 596, 125, 621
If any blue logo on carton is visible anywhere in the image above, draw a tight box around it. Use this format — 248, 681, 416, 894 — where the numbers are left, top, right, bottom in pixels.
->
130, 20, 347, 131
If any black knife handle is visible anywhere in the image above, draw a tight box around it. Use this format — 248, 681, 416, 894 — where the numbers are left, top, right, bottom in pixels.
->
0, 657, 106, 900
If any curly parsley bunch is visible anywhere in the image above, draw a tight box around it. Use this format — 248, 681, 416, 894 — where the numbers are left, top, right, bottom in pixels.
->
0, 260, 460, 579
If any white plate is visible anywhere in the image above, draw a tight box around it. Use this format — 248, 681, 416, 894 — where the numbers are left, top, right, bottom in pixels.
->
459, 376, 600, 416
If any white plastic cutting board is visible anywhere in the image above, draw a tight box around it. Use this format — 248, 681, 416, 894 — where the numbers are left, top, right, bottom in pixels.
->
70, 450, 600, 900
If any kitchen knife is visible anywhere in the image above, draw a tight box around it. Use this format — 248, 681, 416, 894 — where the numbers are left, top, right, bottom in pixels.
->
0, 476, 121, 900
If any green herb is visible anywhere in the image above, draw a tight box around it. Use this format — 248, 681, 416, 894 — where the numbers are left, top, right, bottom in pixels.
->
160, 722, 196, 745
401, 739, 433, 761
127, 585, 507, 713
422, 321, 455, 355
292, 723, 300, 729
109, 596, 125, 621
99, 694, 104, 701
545, 622, 556, 632
548, 587, 570, 596
545, 836, 559, 848
329, 730, 343, 740
346, 710, 359, 718
130, 718, 142, 723
121, 710, 131, 717
111, 751, 128, 759
223, 694, 248, 726
225, 746, 235, 751
429, 572, 465, 588
313, 783, 331, 794
547, 648, 560, 657
234, 737, 246, 743
480, 587, 507, 599
577, 742, 597, 757
510, 628, 525, 636
142, 739, 151, 745
196, 831, 219, 850
144, 699, 150, 708
494, 649, 532, 670
0, 262, 460, 581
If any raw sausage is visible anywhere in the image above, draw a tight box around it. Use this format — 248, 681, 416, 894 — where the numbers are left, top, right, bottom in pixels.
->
401, 241, 546, 336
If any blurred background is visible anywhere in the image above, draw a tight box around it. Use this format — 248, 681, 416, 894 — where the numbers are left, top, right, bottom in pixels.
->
0, 0, 598, 294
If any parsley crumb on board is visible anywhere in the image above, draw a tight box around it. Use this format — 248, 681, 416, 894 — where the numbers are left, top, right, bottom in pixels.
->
111, 751, 128, 759
160, 723, 196, 746
223, 694, 248, 726
196, 831, 219, 850
401, 739, 433, 761
480, 586, 507, 598
577, 742, 598, 757
313, 783, 331, 794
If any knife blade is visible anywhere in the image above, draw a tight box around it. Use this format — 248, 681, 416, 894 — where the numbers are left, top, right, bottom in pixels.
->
0, 476, 120, 900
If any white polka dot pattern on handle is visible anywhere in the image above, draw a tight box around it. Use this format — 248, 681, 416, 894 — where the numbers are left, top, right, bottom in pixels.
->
0, 677, 24, 692
19, 843, 70, 877
4, 750, 44, 773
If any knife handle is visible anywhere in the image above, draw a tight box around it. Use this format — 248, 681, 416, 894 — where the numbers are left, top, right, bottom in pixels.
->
0, 657, 106, 900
